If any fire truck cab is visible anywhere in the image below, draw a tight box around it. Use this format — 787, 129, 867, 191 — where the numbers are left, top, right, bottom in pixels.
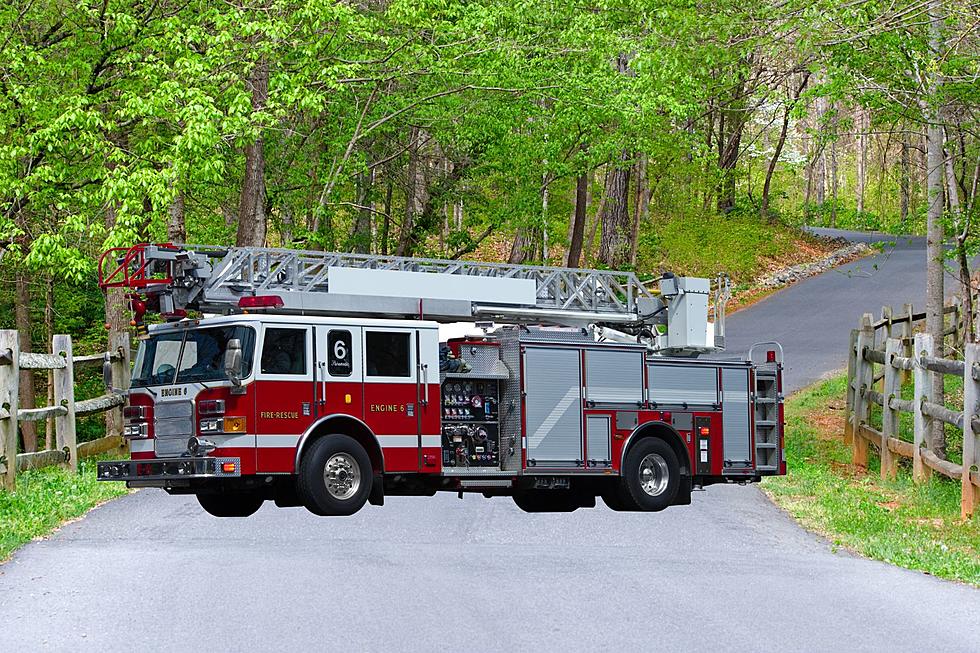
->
96, 244, 784, 516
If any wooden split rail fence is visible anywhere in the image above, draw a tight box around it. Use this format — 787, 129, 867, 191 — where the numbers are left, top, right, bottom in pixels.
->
0, 329, 131, 491
846, 303, 980, 520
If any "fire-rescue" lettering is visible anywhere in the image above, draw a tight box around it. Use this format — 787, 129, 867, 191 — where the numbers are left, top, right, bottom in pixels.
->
260, 411, 299, 419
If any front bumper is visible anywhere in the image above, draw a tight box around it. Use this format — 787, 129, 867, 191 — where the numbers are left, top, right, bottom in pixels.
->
97, 457, 242, 482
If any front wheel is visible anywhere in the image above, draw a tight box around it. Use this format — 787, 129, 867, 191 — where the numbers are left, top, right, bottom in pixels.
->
297, 434, 372, 516
196, 492, 264, 518
620, 438, 680, 511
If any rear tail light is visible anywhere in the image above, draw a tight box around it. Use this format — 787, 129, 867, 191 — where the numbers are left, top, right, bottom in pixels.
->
238, 295, 284, 310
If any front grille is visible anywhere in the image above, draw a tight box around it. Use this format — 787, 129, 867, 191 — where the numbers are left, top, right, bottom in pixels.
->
154, 399, 194, 457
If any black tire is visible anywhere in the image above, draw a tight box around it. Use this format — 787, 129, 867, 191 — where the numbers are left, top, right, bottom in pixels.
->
512, 490, 579, 513
196, 492, 264, 518
620, 437, 680, 512
297, 434, 372, 516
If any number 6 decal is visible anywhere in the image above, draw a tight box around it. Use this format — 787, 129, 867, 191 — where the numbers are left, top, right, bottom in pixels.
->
327, 330, 353, 377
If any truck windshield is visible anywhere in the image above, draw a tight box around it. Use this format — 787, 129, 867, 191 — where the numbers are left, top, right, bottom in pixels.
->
131, 325, 255, 387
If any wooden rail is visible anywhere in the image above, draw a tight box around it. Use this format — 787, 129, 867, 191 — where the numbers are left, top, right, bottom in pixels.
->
846, 303, 980, 520
0, 330, 130, 491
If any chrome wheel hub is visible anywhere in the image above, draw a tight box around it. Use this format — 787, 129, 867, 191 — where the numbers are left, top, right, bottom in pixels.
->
324, 453, 361, 500
638, 453, 669, 497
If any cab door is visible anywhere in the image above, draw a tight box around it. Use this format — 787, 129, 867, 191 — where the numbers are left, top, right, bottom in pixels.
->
313, 325, 363, 421
362, 327, 419, 472
254, 324, 315, 472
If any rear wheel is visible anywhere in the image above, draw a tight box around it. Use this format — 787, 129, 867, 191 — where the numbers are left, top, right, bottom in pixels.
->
297, 434, 372, 516
196, 492, 264, 518
620, 438, 680, 512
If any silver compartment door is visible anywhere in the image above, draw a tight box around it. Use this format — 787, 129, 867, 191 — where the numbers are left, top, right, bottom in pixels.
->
585, 349, 644, 404
648, 364, 718, 406
585, 414, 611, 465
523, 347, 582, 467
721, 367, 752, 466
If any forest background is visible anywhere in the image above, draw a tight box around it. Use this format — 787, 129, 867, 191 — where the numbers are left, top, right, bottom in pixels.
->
0, 0, 977, 453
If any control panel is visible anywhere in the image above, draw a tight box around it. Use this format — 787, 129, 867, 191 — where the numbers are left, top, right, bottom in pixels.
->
441, 379, 499, 467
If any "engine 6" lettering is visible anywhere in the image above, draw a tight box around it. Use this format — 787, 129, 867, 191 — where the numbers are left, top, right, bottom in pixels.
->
370, 404, 404, 413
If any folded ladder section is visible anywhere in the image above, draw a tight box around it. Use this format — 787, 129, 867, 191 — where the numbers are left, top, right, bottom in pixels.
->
99, 244, 662, 327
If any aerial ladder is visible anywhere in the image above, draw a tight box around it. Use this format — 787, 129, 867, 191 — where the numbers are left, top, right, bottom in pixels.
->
98, 243, 729, 356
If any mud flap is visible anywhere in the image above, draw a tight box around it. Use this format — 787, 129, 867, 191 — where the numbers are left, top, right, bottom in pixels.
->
369, 474, 385, 506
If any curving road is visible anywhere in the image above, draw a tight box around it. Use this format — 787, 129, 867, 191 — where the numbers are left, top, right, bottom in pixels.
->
1, 229, 978, 652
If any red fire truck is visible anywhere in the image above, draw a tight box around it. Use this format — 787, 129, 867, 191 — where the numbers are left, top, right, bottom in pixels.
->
96, 244, 784, 517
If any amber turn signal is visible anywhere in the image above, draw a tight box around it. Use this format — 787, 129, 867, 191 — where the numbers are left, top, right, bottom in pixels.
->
223, 416, 247, 432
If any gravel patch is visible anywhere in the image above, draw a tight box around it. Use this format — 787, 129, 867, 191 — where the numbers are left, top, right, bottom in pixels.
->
756, 242, 871, 289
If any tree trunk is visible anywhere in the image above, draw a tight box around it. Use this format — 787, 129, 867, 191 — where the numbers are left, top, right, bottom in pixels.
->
584, 170, 605, 265
104, 201, 130, 442
541, 172, 549, 262
924, 0, 946, 456
763, 73, 810, 223
380, 177, 393, 256
236, 58, 269, 247
629, 156, 648, 267
855, 108, 867, 214
814, 96, 828, 208
761, 105, 790, 223
900, 132, 911, 223
945, 130, 972, 343
168, 191, 186, 243
830, 120, 839, 228
598, 151, 633, 268
15, 272, 37, 453
566, 173, 588, 268
44, 274, 54, 450
352, 163, 373, 254
396, 127, 426, 257
508, 229, 533, 264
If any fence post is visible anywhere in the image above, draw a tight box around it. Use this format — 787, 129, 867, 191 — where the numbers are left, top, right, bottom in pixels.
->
852, 314, 874, 469
899, 303, 914, 386
963, 343, 980, 520
53, 334, 77, 473
881, 338, 900, 480
845, 329, 858, 447
0, 330, 20, 491
107, 332, 131, 439
913, 333, 934, 484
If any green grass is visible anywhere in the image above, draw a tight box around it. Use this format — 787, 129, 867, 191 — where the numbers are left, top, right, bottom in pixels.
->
637, 212, 819, 282
763, 375, 980, 586
0, 456, 129, 562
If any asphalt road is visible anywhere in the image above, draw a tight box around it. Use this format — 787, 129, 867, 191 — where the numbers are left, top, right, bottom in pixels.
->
2, 229, 978, 652
725, 227, 948, 392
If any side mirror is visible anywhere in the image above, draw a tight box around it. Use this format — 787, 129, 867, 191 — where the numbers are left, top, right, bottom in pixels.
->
102, 352, 114, 392
224, 338, 243, 387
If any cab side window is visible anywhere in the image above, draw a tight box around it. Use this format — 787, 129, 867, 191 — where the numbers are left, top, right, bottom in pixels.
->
365, 331, 411, 377
261, 328, 307, 375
